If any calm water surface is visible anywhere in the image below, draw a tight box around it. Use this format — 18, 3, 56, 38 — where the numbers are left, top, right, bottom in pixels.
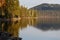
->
19, 25, 60, 40
0, 18, 60, 40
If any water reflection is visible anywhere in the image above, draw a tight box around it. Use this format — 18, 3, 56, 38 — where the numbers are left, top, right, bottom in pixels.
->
0, 18, 37, 37
20, 26, 60, 40
0, 18, 60, 40
0, 21, 20, 37
0, 21, 3, 31
35, 23, 60, 31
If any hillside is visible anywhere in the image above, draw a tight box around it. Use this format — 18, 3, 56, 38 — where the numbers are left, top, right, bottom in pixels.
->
30, 3, 60, 10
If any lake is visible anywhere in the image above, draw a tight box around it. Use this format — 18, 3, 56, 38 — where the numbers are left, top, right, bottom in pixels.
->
0, 18, 60, 40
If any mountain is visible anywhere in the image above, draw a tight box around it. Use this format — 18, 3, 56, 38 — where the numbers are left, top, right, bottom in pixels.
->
30, 3, 60, 10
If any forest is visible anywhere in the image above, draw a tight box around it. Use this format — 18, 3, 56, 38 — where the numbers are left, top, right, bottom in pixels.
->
0, 0, 38, 20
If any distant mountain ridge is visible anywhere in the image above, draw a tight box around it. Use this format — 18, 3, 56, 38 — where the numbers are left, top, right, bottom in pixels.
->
30, 3, 60, 10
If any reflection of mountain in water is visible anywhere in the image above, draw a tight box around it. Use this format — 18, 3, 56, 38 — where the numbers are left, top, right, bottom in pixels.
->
35, 23, 60, 31
0, 18, 60, 37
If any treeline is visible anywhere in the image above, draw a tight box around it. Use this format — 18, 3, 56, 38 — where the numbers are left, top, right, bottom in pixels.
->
1, 0, 60, 19
0, 0, 38, 19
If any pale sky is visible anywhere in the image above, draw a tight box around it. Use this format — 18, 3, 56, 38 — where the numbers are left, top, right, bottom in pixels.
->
19, 0, 60, 8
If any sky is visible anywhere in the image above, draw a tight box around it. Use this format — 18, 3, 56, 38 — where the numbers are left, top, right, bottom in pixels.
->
19, 0, 60, 8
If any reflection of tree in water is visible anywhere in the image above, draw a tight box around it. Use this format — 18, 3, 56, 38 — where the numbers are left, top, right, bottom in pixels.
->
19, 18, 38, 29
3, 21, 12, 31
2, 18, 60, 37
35, 23, 60, 31
19, 19, 28, 29
0, 21, 9, 31
0, 21, 3, 31
1, 21, 19, 37
0, 18, 38, 37
1, 19, 28, 37
7, 21, 21, 37
28, 18, 38, 26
